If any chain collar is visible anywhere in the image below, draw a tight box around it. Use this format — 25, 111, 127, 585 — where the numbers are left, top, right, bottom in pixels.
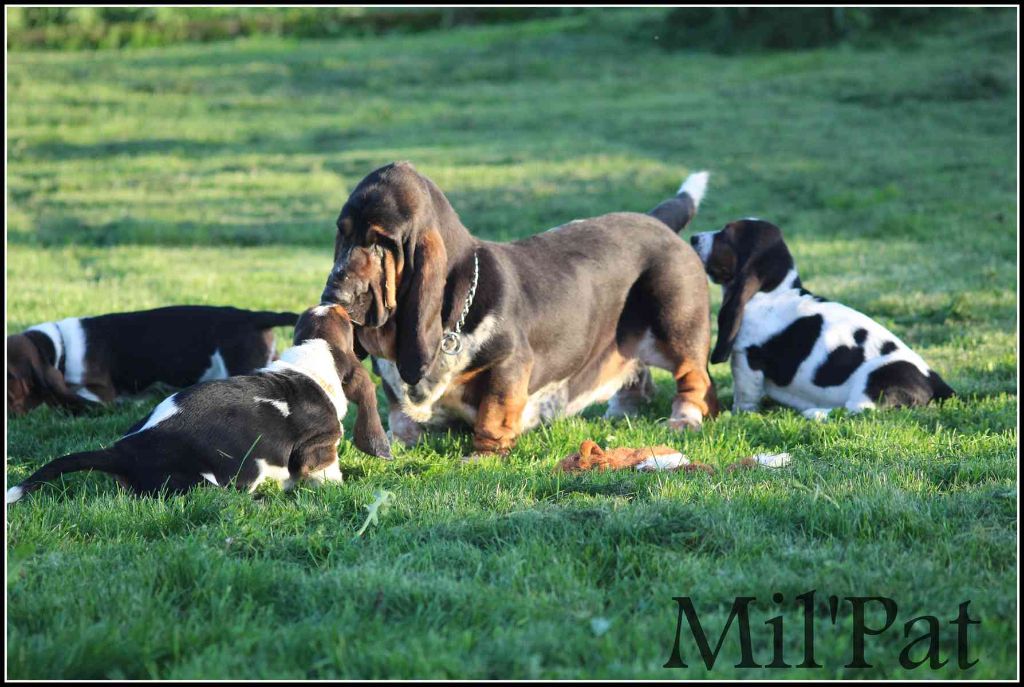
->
440, 251, 479, 356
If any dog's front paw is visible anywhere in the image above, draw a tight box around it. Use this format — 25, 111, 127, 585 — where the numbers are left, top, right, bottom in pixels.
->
388, 410, 424, 446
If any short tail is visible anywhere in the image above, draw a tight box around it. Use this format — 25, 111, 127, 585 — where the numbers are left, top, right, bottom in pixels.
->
649, 170, 710, 233
250, 310, 301, 329
6, 449, 120, 504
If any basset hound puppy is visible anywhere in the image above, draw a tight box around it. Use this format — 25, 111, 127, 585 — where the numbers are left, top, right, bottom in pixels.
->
320, 161, 719, 455
690, 219, 955, 419
7, 306, 299, 416
7, 305, 390, 503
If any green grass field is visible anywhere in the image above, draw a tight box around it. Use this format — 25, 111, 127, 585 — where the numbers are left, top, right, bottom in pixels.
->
6, 10, 1018, 679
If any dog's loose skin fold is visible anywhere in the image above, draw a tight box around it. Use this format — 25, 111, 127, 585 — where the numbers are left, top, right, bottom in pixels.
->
322, 162, 719, 455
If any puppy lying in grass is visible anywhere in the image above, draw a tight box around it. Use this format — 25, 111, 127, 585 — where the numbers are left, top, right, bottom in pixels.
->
7, 305, 391, 503
690, 219, 954, 419
7, 306, 299, 416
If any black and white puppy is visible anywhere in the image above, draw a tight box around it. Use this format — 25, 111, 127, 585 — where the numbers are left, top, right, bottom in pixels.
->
690, 219, 954, 419
6, 305, 391, 503
7, 306, 299, 416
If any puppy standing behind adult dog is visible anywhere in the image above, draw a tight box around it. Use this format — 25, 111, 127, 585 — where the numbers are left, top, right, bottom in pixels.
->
7, 306, 300, 416
690, 219, 954, 418
6, 305, 390, 503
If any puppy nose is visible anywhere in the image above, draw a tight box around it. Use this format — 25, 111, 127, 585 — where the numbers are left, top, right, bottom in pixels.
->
689, 235, 699, 247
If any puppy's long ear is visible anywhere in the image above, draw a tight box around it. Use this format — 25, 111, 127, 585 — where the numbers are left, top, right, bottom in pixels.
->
709, 220, 794, 365
34, 364, 91, 414
710, 272, 762, 364
340, 361, 392, 460
396, 228, 448, 386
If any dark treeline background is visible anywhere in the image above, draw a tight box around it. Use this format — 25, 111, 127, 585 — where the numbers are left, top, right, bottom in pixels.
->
7, 7, 1002, 52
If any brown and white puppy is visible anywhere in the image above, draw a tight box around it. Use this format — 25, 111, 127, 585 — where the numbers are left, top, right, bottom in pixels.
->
690, 219, 955, 419
6, 305, 390, 503
320, 161, 719, 455
7, 306, 299, 416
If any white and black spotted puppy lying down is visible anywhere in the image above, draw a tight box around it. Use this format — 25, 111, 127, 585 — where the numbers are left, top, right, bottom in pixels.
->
690, 219, 954, 419
7, 305, 391, 504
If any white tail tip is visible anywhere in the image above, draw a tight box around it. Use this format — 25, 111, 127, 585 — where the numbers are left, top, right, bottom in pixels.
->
751, 452, 791, 469
6, 486, 25, 504
678, 171, 710, 207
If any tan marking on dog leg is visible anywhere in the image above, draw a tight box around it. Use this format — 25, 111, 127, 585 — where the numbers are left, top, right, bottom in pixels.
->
472, 361, 532, 455
667, 358, 713, 432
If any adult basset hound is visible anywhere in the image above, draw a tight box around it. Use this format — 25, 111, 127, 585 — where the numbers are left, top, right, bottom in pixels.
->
320, 161, 719, 455
7, 306, 298, 416
7, 305, 390, 504
691, 218, 955, 419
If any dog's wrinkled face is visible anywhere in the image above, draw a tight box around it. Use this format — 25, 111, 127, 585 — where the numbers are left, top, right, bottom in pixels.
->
7, 335, 45, 415
321, 245, 395, 327
320, 162, 452, 388
690, 219, 785, 285
321, 162, 430, 328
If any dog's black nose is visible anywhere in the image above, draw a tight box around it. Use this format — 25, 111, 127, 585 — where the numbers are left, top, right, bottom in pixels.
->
689, 235, 699, 246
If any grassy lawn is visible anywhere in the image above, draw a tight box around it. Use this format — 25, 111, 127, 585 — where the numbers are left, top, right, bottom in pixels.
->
5, 10, 1017, 679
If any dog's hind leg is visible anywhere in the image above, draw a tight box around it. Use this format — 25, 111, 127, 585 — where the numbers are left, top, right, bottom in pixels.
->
638, 249, 719, 431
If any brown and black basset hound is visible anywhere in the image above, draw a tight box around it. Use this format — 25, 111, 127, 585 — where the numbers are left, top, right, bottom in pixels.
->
320, 162, 719, 455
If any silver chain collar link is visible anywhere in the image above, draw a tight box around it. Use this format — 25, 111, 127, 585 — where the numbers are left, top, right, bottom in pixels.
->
440, 251, 479, 356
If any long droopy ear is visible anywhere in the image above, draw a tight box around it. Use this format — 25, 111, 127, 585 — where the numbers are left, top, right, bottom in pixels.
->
710, 270, 763, 365
34, 364, 91, 414
382, 248, 398, 312
396, 228, 448, 386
